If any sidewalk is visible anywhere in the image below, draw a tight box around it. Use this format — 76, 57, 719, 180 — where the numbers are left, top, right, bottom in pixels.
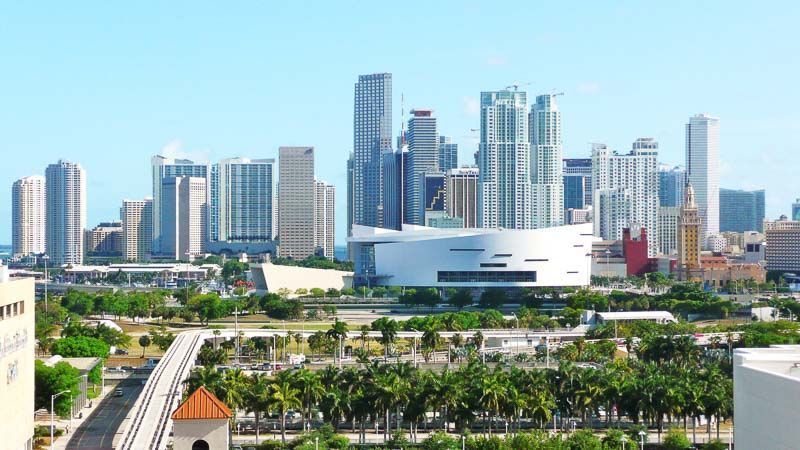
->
44, 385, 113, 450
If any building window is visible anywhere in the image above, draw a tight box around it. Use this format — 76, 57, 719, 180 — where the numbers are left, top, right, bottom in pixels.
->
437, 270, 537, 283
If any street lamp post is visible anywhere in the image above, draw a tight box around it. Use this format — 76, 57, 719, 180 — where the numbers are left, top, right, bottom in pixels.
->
51, 389, 71, 450
638, 430, 646, 450
461, 435, 466, 450
43, 254, 50, 322
621, 434, 627, 450
604, 248, 611, 287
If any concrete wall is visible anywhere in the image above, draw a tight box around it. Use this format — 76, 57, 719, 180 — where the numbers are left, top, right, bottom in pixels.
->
251, 263, 352, 293
173, 418, 229, 450
0, 277, 35, 450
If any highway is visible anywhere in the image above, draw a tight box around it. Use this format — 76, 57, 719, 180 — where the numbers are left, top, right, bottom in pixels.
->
66, 379, 144, 450
116, 327, 586, 450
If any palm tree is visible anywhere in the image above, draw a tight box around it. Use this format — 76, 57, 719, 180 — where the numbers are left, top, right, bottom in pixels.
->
471, 331, 485, 363
450, 333, 464, 362
245, 373, 270, 444
372, 317, 399, 361
139, 334, 151, 358
294, 333, 303, 355
479, 370, 508, 435
183, 365, 223, 398
421, 324, 442, 363
360, 325, 371, 351
327, 319, 349, 364
292, 368, 324, 432
220, 368, 248, 427
268, 380, 302, 444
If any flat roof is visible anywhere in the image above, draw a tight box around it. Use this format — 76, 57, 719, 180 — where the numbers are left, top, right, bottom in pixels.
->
39, 356, 102, 372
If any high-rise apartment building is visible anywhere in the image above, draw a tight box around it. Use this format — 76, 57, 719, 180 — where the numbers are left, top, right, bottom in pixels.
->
658, 206, 681, 255
478, 90, 532, 229
438, 135, 458, 172
151, 155, 210, 255
446, 167, 479, 228
686, 114, 720, 242
404, 109, 439, 225
678, 184, 702, 277
658, 164, 686, 207
792, 199, 800, 221
765, 219, 800, 273
45, 160, 86, 265
121, 198, 153, 261
278, 147, 315, 259
720, 188, 765, 233
160, 176, 208, 260
563, 158, 592, 211
529, 93, 564, 228
314, 181, 335, 259
592, 141, 659, 256
216, 157, 275, 243
85, 221, 123, 256
351, 73, 392, 233
11, 175, 46, 258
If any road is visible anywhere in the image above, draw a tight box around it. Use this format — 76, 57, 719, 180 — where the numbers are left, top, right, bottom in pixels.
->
66, 379, 144, 450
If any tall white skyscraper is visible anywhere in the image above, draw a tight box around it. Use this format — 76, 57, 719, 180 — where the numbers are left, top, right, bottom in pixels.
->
685, 114, 720, 243
478, 90, 533, 229
151, 155, 210, 255
404, 109, 439, 225
529, 93, 564, 228
11, 175, 46, 258
160, 176, 207, 260
121, 198, 153, 261
45, 160, 86, 265
278, 147, 315, 259
216, 157, 275, 243
314, 180, 335, 260
592, 141, 659, 256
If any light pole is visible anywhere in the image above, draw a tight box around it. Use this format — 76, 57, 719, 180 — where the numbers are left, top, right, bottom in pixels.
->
184, 252, 191, 305
621, 434, 627, 450
638, 430, 646, 450
315, 436, 319, 450
43, 254, 50, 322
604, 248, 611, 288
461, 435, 466, 450
51, 389, 70, 449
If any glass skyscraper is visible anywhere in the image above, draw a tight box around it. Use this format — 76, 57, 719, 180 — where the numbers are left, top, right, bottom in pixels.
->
720, 188, 765, 232
438, 135, 458, 172
216, 157, 275, 242
351, 73, 392, 234
563, 158, 592, 211
686, 114, 720, 242
659, 164, 686, 207
404, 109, 438, 225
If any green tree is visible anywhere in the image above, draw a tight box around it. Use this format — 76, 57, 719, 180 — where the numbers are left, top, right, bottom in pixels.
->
34, 360, 80, 417
269, 380, 302, 444
51, 336, 110, 358
448, 289, 473, 309
138, 335, 151, 358
663, 427, 692, 450
479, 289, 507, 309
188, 293, 226, 325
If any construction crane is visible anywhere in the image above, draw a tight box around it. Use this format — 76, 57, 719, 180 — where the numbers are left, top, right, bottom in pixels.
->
505, 81, 531, 91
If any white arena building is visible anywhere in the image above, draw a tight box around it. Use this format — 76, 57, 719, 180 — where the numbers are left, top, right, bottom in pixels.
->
347, 223, 594, 287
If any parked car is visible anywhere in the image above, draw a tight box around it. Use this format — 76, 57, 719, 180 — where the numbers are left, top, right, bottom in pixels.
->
114, 388, 123, 397
114, 349, 129, 355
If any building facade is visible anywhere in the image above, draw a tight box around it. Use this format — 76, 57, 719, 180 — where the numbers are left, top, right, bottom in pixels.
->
216, 157, 275, 243
686, 114, 720, 242
719, 188, 765, 233
765, 219, 800, 273
529, 93, 564, 228
657, 206, 681, 255
45, 160, 86, 265
85, 221, 123, 256
563, 158, 592, 212
658, 164, 685, 207
278, 147, 315, 259
592, 142, 659, 256
351, 73, 392, 233
438, 135, 458, 172
419, 172, 446, 226
381, 148, 406, 230
160, 176, 208, 260
0, 266, 35, 450
151, 156, 210, 255
446, 167, 479, 228
121, 199, 153, 261
678, 184, 702, 277
11, 175, 46, 258
404, 109, 439, 225
348, 223, 593, 288
314, 180, 335, 259
478, 90, 532, 229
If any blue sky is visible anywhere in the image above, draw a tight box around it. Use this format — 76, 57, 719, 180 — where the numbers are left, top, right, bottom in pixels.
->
1, 1, 798, 245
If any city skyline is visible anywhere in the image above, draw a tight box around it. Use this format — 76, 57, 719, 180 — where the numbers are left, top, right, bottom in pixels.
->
1, 2, 797, 245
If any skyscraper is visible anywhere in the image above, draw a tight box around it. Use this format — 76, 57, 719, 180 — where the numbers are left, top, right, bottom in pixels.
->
381, 147, 406, 230
404, 109, 439, 225
563, 158, 592, 211
121, 198, 153, 261
658, 164, 686, 207
314, 181, 335, 259
278, 147, 315, 259
446, 167, 479, 228
160, 176, 207, 260
438, 135, 458, 172
216, 157, 275, 243
686, 114, 720, 242
720, 188, 765, 232
678, 184, 702, 278
478, 90, 532, 229
11, 175, 46, 258
793, 199, 800, 221
45, 160, 86, 265
352, 73, 392, 232
151, 155, 210, 255
419, 172, 446, 226
658, 206, 681, 255
592, 141, 659, 256
530, 93, 564, 228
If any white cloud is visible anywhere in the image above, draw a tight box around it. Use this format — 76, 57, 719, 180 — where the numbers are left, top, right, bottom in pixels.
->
577, 82, 601, 94
486, 55, 506, 66
463, 96, 480, 116
159, 139, 211, 162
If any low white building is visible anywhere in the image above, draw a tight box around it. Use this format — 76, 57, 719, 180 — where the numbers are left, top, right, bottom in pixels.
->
347, 223, 593, 287
734, 345, 800, 449
581, 310, 677, 327
171, 386, 232, 450
250, 263, 352, 294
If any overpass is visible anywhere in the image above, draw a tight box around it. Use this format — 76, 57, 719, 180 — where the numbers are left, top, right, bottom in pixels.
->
117, 327, 585, 450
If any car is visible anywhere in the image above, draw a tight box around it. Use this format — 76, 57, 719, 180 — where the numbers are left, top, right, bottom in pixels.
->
114, 388, 123, 397
114, 349, 129, 355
